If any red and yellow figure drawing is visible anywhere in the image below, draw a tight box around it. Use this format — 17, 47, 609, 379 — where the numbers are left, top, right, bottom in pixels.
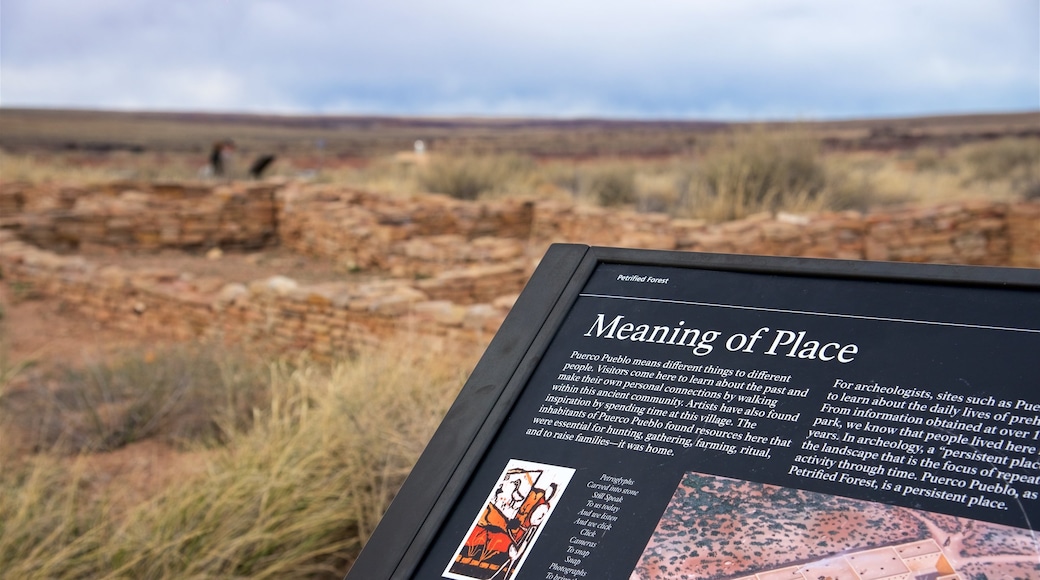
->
445, 460, 575, 580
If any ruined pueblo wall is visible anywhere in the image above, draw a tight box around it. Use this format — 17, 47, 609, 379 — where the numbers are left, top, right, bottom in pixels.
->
2, 178, 1038, 357
528, 199, 1040, 268
0, 181, 279, 251
0, 233, 514, 357
274, 184, 1039, 272
5, 179, 1038, 271
276, 184, 534, 277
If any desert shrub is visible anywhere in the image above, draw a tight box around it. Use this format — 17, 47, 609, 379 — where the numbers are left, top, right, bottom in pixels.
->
419, 154, 533, 200
0, 341, 468, 578
537, 162, 582, 198
585, 166, 637, 206
534, 160, 642, 207
634, 171, 684, 214
528, 160, 641, 206
0, 344, 269, 453
820, 167, 881, 212
912, 147, 945, 172
684, 129, 828, 221
964, 138, 1039, 181
963, 138, 1040, 196
907, 147, 958, 175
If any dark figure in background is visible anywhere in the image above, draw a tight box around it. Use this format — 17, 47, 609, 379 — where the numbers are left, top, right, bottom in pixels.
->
209, 139, 236, 176
249, 154, 276, 179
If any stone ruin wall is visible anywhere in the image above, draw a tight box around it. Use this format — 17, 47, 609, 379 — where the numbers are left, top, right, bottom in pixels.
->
273, 183, 1039, 271
276, 185, 534, 277
0, 181, 279, 252
2, 179, 1038, 356
0, 233, 515, 358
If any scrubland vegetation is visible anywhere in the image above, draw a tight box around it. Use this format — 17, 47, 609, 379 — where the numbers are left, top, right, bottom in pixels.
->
5, 127, 1035, 223
370, 131, 1038, 221
0, 341, 472, 578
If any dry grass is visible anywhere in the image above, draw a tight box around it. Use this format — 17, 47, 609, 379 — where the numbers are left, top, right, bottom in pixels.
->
855, 139, 1038, 206
314, 130, 1037, 221
0, 149, 301, 183
0, 150, 133, 184
0, 339, 470, 579
962, 137, 1040, 197
4, 124, 1036, 221
2, 344, 269, 454
418, 153, 536, 200
677, 128, 828, 221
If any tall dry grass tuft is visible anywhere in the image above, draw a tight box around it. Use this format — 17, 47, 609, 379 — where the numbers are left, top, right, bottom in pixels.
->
0, 458, 117, 578
584, 166, 637, 207
962, 137, 1040, 197
0, 340, 469, 579
536, 159, 659, 208
418, 154, 535, 200
682, 128, 831, 221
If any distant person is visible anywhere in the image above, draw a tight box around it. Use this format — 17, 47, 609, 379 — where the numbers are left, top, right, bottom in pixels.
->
208, 139, 236, 176
249, 154, 276, 179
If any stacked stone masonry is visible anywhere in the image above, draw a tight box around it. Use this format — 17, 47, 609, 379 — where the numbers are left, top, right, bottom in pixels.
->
1, 181, 278, 252
0, 233, 514, 357
278, 185, 1039, 270
2, 179, 1037, 356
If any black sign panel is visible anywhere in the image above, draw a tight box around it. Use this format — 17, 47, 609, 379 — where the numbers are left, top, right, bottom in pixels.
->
347, 244, 1040, 580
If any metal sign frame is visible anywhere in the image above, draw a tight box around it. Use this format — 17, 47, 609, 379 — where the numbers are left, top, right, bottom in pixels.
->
345, 243, 1040, 579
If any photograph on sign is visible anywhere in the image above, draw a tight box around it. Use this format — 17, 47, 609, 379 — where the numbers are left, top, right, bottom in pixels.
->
444, 459, 576, 580
632, 471, 1037, 580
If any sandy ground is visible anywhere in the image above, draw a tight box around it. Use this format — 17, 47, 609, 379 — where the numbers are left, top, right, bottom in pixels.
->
1, 282, 147, 369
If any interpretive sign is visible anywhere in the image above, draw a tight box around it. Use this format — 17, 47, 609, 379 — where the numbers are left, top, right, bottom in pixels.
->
346, 244, 1040, 580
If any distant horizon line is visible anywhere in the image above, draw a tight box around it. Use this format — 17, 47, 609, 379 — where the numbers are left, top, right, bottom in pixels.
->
2, 105, 1037, 126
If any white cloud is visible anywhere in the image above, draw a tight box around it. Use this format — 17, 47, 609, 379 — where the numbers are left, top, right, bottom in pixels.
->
1, 0, 1036, 118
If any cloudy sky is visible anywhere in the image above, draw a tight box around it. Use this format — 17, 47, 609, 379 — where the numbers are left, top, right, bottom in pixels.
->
2, 0, 1037, 120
